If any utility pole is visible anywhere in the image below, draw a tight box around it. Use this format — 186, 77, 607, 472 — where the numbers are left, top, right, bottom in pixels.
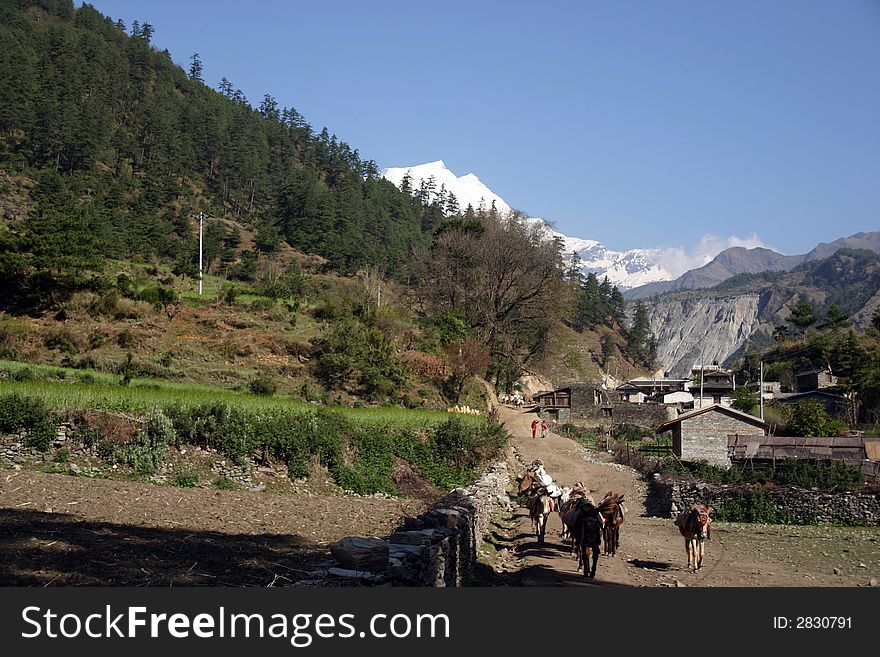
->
197, 212, 204, 295
700, 362, 705, 410
760, 359, 764, 421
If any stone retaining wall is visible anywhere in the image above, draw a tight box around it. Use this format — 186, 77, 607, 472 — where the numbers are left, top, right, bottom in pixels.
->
300, 457, 513, 587
647, 476, 880, 525
1, 423, 88, 466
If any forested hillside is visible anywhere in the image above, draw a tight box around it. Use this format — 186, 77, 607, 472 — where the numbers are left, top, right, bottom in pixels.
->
0, 0, 649, 404
0, 0, 437, 295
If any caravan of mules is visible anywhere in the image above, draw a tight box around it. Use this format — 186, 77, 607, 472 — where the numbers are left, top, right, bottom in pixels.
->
517, 460, 710, 580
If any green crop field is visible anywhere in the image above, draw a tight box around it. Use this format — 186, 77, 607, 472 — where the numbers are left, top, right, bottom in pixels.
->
0, 359, 467, 429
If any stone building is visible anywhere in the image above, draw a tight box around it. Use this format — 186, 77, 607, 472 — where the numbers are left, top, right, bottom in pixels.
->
688, 365, 736, 409
656, 404, 769, 468
793, 368, 838, 393
770, 390, 850, 418
535, 382, 676, 432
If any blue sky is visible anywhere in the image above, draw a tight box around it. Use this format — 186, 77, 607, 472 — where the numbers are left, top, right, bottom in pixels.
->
83, 1, 879, 256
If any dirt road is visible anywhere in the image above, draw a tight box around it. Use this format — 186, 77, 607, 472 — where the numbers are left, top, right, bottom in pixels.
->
484, 405, 880, 587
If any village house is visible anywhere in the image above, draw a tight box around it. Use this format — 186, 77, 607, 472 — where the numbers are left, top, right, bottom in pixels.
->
535, 381, 676, 432
656, 404, 769, 468
769, 389, 851, 418
614, 377, 691, 403
688, 365, 736, 409
793, 368, 838, 393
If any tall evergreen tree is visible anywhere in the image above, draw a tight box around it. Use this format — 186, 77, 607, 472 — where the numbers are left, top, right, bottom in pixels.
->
788, 300, 818, 337
626, 301, 656, 365
188, 52, 203, 81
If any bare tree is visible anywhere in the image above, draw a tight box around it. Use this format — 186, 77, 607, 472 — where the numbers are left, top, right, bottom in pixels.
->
406, 209, 565, 368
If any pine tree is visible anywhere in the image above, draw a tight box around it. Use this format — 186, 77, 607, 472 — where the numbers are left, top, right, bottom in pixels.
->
399, 171, 413, 196
787, 300, 818, 338
609, 287, 626, 325
626, 301, 656, 365
188, 53, 203, 81
259, 94, 279, 121
565, 250, 584, 285
445, 191, 459, 215
821, 304, 851, 331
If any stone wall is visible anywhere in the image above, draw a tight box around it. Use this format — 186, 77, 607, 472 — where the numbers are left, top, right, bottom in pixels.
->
554, 401, 675, 433
1, 423, 86, 466
300, 458, 513, 587
647, 476, 880, 525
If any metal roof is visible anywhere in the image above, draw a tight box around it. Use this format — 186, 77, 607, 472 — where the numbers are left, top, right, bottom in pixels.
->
727, 434, 878, 462
656, 404, 768, 434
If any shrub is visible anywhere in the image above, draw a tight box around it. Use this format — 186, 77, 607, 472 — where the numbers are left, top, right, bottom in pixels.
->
559, 423, 601, 450
88, 331, 106, 350
117, 329, 136, 348
11, 367, 34, 381
215, 476, 237, 491
71, 425, 102, 448
54, 448, 69, 463
44, 328, 81, 355
612, 423, 653, 442
138, 286, 178, 308
112, 297, 147, 320
250, 298, 274, 312
248, 375, 277, 396
175, 471, 199, 487
219, 285, 238, 305
0, 393, 53, 434
110, 409, 175, 474
713, 487, 800, 524
90, 290, 120, 317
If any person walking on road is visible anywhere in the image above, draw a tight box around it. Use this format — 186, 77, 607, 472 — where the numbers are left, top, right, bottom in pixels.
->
540, 419, 548, 439
531, 418, 539, 439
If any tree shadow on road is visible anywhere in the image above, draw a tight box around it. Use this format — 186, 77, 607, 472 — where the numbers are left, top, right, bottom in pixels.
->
0, 508, 326, 586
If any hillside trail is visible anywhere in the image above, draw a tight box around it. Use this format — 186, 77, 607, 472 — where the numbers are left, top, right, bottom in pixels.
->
489, 404, 866, 587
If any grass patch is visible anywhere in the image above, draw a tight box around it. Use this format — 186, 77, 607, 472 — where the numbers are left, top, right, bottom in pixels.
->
174, 471, 199, 487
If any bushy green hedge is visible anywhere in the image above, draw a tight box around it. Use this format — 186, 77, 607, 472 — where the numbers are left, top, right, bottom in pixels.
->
162, 403, 507, 494
659, 457, 863, 489
1, 392, 508, 494
104, 409, 175, 474
0, 392, 56, 451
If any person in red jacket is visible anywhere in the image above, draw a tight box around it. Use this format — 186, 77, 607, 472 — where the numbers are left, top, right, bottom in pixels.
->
540, 419, 548, 439
531, 418, 539, 439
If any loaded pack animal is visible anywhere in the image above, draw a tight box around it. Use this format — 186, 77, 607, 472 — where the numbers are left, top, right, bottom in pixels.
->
517, 460, 557, 544
568, 497, 604, 579
558, 482, 587, 544
675, 505, 712, 572
526, 485, 556, 543
597, 491, 626, 556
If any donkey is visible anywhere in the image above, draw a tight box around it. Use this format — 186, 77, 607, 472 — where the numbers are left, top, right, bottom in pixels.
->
526, 486, 555, 544
572, 497, 603, 579
598, 491, 626, 557
676, 505, 712, 572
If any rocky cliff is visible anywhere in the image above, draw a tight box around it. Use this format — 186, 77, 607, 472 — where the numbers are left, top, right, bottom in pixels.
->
645, 249, 880, 377
647, 293, 765, 377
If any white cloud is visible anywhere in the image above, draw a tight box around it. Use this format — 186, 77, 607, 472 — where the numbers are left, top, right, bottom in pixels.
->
644, 233, 772, 279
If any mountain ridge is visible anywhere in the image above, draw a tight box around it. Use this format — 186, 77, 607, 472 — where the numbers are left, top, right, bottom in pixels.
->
626, 232, 880, 300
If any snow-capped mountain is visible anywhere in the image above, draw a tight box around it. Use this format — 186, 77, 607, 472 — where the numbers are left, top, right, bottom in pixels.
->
380, 160, 511, 214
525, 218, 678, 289
381, 160, 675, 289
